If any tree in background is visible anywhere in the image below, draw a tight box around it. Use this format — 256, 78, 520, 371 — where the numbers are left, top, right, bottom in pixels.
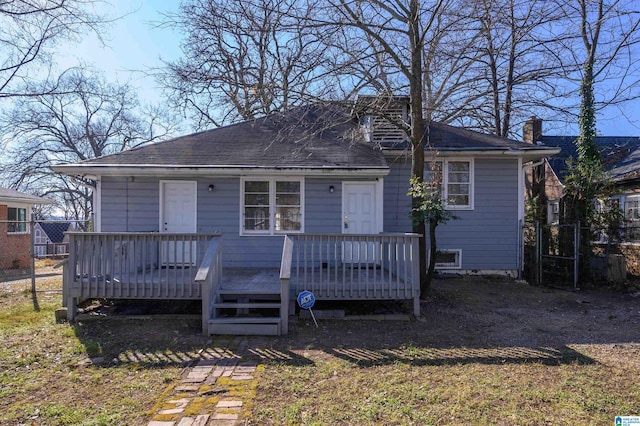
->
558, 0, 640, 282
161, 0, 338, 129
0, 0, 103, 100
0, 67, 178, 226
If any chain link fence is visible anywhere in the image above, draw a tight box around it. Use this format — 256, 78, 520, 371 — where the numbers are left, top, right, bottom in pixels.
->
0, 219, 89, 285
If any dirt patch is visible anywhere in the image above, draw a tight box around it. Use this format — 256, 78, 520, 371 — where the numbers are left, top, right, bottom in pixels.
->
277, 276, 640, 351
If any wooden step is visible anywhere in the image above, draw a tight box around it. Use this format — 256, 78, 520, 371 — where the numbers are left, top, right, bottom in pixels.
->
209, 317, 282, 336
218, 288, 281, 296
213, 302, 282, 309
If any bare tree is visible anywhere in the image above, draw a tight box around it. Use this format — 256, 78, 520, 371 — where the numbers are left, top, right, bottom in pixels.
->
306, 0, 446, 295
457, 0, 571, 137
0, 0, 103, 100
160, 0, 339, 129
0, 67, 179, 224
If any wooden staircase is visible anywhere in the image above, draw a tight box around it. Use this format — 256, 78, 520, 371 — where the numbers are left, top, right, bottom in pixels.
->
208, 286, 286, 335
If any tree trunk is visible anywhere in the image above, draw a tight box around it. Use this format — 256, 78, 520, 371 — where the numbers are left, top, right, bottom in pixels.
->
423, 220, 438, 299
408, 0, 428, 295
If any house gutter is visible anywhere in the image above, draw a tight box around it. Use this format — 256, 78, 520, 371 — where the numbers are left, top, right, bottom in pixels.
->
51, 164, 390, 178
383, 147, 560, 161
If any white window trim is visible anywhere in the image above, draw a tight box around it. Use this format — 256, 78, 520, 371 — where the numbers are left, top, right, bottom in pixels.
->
240, 177, 305, 236
425, 158, 474, 211
430, 249, 462, 269
6, 205, 29, 234
625, 194, 640, 221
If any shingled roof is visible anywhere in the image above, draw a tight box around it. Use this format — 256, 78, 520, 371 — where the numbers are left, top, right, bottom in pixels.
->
541, 136, 640, 182
381, 121, 550, 152
53, 102, 558, 177
38, 222, 71, 243
57, 104, 387, 173
0, 187, 54, 205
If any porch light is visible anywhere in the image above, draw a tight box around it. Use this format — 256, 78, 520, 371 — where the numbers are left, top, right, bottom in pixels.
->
208, 184, 215, 192
329, 185, 335, 193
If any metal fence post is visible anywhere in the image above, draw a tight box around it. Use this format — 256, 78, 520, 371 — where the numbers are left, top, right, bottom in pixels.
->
536, 221, 542, 286
574, 221, 580, 289
30, 219, 36, 294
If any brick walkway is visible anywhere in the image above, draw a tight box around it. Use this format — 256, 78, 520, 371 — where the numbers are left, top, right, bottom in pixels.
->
147, 336, 265, 426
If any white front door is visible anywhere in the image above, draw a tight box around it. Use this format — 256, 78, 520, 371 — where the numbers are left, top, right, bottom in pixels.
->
161, 181, 197, 265
342, 182, 379, 263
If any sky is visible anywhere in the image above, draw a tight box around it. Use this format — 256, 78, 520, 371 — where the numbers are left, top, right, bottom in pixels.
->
55, 0, 640, 139
56, 0, 182, 105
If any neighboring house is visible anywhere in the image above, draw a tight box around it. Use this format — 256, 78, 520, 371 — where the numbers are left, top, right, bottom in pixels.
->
33, 222, 73, 258
52, 99, 558, 334
523, 116, 640, 226
0, 187, 54, 271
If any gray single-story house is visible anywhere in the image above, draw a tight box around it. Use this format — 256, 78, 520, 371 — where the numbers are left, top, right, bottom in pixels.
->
53, 99, 558, 335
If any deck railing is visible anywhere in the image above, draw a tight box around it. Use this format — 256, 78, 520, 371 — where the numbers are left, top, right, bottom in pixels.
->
63, 232, 221, 313
283, 233, 421, 315
194, 236, 223, 335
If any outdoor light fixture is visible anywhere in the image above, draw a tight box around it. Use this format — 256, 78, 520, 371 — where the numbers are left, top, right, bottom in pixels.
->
208, 184, 215, 192
329, 185, 335, 193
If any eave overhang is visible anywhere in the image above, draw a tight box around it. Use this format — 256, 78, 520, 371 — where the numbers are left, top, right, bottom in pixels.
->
382, 147, 561, 162
0, 196, 55, 205
51, 164, 390, 179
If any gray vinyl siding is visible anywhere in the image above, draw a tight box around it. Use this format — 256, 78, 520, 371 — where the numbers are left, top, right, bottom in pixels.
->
100, 160, 520, 272
101, 177, 159, 232
100, 176, 345, 268
383, 157, 520, 271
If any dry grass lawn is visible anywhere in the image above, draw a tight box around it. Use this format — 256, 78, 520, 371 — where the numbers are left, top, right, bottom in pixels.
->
1, 275, 639, 425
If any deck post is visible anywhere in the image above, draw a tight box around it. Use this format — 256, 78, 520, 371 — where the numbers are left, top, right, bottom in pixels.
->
201, 273, 211, 335
280, 277, 290, 335
279, 236, 294, 335
411, 234, 421, 317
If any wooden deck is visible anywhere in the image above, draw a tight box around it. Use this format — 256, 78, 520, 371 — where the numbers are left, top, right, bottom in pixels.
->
61, 232, 421, 335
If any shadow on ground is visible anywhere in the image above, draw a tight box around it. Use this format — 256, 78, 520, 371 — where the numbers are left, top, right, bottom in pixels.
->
72, 276, 640, 369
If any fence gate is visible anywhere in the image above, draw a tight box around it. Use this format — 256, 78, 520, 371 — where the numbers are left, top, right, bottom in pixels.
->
523, 221, 579, 289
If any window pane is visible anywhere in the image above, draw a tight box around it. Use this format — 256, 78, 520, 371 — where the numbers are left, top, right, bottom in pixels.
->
449, 172, 469, 183
447, 184, 469, 196
275, 207, 301, 231
276, 181, 300, 192
448, 195, 469, 206
448, 162, 469, 172
276, 194, 300, 205
245, 181, 269, 192
244, 194, 269, 205
244, 207, 270, 230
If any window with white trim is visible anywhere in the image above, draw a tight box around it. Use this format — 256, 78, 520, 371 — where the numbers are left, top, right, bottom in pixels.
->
7, 207, 27, 233
241, 178, 303, 235
432, 249, 462, 269
425, 159, 473, 209
626, 196, 640, 221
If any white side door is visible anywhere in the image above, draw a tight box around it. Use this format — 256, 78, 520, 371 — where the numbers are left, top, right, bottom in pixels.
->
342, 182, 380, 263
161, 181, 197, 265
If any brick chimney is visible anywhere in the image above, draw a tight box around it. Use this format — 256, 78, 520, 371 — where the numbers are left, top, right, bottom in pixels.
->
523, 116, 543, 144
